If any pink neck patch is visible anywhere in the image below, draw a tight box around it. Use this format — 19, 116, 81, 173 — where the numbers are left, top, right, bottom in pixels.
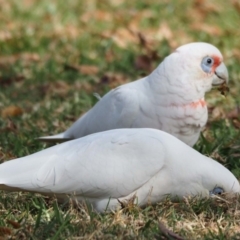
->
189, 99, 206, 108
171, 99, 206, 108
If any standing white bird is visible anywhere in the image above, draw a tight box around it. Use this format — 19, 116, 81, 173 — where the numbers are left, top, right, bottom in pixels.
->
39, 42, 228, 146
1, 129, 239, 212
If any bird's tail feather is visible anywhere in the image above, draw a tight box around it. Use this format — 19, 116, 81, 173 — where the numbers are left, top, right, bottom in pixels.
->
37, 132, 72, 143
0, 155, 40, 191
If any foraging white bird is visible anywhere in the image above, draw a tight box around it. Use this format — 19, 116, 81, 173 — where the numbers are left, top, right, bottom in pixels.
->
1, 129, 239, 212
39, 42, 228, 146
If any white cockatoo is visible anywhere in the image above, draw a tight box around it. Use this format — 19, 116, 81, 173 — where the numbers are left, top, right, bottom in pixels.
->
1, 129, 239, 212
39, 42, 229, 146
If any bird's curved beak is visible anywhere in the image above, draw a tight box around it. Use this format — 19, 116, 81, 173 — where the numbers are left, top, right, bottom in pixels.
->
212, 62, 229, 86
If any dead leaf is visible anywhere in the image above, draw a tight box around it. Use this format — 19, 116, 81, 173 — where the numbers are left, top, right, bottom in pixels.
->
218, 82, 230, 96
188, 0, 221, 23
38, 81, 70, 97
81, 10, 113, 23
232, 119, 240, 128
53, 25, 80, 39
0, 0, 11, 12
1, 106, 23, 118
99, 72, 129, 88
227, 106, 240, 119
0, 53, 40, 65
0, 75, 25, 87
136, 32, 163, 54
77, 81, 95, 93
78, 65, 99, 75
22, 0, 35, 7
191, 23, 223, 36
111, 28, 138, 48
105, 49, 115, 63
138, 21, 190, 50
64, 64, 99, 75
5, 118, 18, 132
52, 81, 70, 96
63, 115, 78, 122
134, 45, 159, 72
231, 0, 240, 13
171, 31, 193, 48
211, 107, 226, 121
136, 22, 174, 49
21, 53, 40, 62
128, 10, 155, 31
210, 151, 226, 163
134, 55, 153, 72
193, 0, 221, 15
230, 49, 240, 60
0, 30, 12, 41
137, 32, 151, 50
157, 22, 173, 41
108, 0, 126, 7
6, 220, 21, 229
0, 148, 16, 162
140, 22, 192, 49
0, 226, 12, 237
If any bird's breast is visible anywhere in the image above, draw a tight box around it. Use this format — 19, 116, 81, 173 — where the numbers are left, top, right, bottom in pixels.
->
153, 99, 208, 146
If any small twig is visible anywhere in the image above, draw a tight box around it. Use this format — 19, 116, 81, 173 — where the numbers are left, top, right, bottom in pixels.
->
211, 193, 231, 204
158, 221, 185, 240
93, 93, 102, 100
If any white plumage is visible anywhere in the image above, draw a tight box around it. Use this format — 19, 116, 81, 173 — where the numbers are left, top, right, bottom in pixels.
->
39, 42, 228, 146
1, 129, 239, 212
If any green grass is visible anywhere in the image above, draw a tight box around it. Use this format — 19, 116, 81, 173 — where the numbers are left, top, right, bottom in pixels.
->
1, 0, 240, 239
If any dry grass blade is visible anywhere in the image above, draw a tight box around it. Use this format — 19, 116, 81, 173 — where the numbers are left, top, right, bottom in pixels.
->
117, 193, 138, 211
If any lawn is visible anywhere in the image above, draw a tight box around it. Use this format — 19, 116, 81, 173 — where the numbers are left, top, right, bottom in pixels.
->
1, 0, 240, 239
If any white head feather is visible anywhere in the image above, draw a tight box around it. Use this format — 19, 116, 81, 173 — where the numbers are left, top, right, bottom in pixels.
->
149, 42, 227, 105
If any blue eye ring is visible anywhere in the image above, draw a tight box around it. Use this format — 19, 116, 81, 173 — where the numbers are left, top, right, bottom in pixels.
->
210, 187, 224, 195
201, 56, 214, 73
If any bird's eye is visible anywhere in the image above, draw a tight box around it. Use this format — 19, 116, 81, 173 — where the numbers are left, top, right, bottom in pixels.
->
210, 187, 224, 196
201, 56, 214, 73
207, 58, 212, 64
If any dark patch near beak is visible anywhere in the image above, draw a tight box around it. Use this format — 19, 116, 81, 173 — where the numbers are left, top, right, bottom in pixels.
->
212, 62, 229, 86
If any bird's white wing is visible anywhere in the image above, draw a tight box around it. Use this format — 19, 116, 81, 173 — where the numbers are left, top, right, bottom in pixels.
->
0, 129, 165, 198
64, 86, 144, 138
